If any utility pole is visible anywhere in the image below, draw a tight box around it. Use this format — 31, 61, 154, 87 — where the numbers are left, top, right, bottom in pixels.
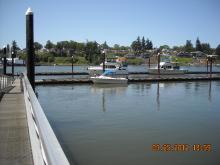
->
26, 7, 35, 91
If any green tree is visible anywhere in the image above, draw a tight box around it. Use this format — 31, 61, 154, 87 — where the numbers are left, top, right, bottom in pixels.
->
12, 40, 19, 57
215, 44, 220, 56
45, 40, 54, 50
34, 42, 43, 52
201, 43, 212, 54
136, 36, 142, 52
196, 37, 202, 52
101, 41, 109, 49
131, 41, 138, 55
160, 45, 170, 50
85, 41, 101, 64
131, 36, 142, 55
184, 40, 194, 52
113, 44, 120, 50
141, 36, 146, 53
146, 39, 153, 50
172, 45, 184, 52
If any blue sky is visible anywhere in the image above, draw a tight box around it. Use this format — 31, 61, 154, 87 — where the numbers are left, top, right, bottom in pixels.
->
0, 0, 220, 49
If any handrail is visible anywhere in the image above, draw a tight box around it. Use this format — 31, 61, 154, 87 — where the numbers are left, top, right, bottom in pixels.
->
22, 73, 70, 165
0, 74, 13, 92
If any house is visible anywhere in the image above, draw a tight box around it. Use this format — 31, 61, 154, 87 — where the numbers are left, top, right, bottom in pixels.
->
176, 52, 192, 57
191, 51, 207, 58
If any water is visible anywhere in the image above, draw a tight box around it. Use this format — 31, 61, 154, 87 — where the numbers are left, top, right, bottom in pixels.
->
3, 64, 220, 75
3, 65, 220, 81
36, 81, 220, 165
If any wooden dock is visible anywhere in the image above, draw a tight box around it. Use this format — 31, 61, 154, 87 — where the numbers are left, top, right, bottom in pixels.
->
0, 79, 33, 165
35, 73, 220, 85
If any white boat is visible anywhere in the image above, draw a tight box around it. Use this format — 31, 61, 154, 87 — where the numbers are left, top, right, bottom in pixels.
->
6, 58, 25, 66
148, 62, 188, 74
88, 61, 128, 76
90, 70, 128, 84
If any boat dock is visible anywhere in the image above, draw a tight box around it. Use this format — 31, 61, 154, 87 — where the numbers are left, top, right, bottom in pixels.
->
33, 71, 220, 76
0, 75, 70, 165
35, 73, 220, 85
0, 79, 33, 165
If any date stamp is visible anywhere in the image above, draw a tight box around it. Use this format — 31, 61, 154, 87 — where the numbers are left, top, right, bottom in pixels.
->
152, 144, 212, 152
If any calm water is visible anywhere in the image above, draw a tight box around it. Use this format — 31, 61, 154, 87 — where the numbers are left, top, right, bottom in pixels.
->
37, 81, 220, 165
4, 64, 220, 74
3, 65, 220, 80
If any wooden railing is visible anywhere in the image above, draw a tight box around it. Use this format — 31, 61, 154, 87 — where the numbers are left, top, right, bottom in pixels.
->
0, 74, 13, 93
22, 73, 70, 165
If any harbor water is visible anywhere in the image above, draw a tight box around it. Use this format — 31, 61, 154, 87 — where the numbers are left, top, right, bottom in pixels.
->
36, 81, 220, 165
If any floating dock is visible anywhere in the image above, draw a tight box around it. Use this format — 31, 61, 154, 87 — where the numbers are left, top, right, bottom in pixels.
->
35, 73, 220, 85
34, 71, 220, 76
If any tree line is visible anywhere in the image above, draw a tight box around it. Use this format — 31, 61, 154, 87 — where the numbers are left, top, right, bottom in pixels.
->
131, 36, 153, 55
1, 37, 220, 65
33, 40, 131, 64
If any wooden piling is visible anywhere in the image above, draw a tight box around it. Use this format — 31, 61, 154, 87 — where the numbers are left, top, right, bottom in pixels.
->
26, 8, 35, 91
3, 46, 7, 75
157, 53, 160, 78
11, 51, 15, 78
102, 50, 106, 73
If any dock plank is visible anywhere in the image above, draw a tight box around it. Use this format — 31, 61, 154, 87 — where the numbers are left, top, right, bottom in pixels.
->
0, 79, 33, 165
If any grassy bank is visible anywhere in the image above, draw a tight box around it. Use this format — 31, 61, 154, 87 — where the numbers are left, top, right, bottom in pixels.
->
127, 58, 145, 65
171, 57, 193, 65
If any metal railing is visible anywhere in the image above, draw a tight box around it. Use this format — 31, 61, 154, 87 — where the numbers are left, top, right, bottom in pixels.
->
0, 74, 13, 93
22, 73, 70, 165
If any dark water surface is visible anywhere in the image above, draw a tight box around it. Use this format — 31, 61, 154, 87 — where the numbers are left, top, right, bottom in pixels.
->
4, 64, 220, 74
36, 81, 220, 165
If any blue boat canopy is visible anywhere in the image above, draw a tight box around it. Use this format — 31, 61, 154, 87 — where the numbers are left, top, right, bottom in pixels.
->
102, 70, 116, 76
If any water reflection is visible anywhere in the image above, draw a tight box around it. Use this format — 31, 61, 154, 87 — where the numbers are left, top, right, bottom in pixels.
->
208, 81, 212, 103
91, 84, 128, 112
102, 91, 106, 112
156, 82, 160, 111
36, 81, 220, 165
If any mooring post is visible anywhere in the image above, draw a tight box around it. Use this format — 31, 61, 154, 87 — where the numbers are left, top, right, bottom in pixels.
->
206, 58, 209, 73
11, 51, 15, 78
26, 7, 35, 91
3, 46, 7, 75
148, 57, 150, 68
210, 58, 212, 78
157, 53, 160, 78
71, 55, 74, 78
102, 50, 106, 73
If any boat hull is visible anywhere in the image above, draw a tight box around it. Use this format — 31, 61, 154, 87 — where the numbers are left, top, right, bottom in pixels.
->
91, 77, 128, 84
88, 68, 128, 76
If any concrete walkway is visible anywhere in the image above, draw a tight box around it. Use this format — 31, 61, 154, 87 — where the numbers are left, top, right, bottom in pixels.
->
0, 79, 33, 165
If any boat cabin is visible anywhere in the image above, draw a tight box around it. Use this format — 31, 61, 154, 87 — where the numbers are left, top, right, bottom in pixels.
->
160, 62, 180, 70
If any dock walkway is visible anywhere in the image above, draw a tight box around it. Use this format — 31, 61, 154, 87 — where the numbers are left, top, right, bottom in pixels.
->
0, 79, 33, 165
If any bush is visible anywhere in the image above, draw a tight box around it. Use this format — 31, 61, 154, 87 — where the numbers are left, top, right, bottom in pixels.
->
172, 57, 192, 64
127, 58, 144, 65
55, 57, 72, 64
75, 56, 88, 64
